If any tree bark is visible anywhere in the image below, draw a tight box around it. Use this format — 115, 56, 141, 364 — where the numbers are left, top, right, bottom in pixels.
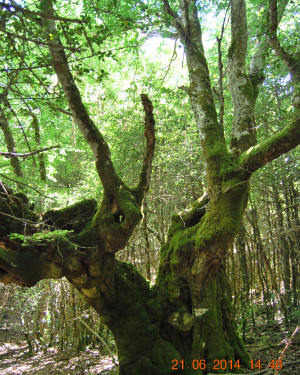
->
0, 108, 23, 178
28, 111, 47, 182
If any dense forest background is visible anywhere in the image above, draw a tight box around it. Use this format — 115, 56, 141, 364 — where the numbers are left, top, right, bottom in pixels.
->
0, 0, 299, 373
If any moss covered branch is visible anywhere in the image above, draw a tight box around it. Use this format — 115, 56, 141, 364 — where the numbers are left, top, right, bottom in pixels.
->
0, 238, 66, 286
238, 118, 300, 173
39, 1, 156, 233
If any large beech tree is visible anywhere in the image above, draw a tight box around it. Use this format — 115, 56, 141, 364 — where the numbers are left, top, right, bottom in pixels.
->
0, 0, 299, 374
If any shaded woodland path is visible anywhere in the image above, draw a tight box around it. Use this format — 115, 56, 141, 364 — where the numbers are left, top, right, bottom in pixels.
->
0, 316, 299, 374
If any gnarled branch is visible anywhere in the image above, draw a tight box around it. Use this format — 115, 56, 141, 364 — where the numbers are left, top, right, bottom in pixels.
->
39, 0, 122, 193
135, 94, 155, 204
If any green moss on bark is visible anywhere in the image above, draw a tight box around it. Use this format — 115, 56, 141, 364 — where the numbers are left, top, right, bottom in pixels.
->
43, 199, 97, 233
155, 177, 251, 373
106, 261, 182, 375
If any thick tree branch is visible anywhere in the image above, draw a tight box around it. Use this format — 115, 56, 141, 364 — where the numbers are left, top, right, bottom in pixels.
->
227, 0, 256, 154
267, 35, 299, 81
0, 193, 97, 287
229, 0, 248, 71
238, 118, 300, 173
162, 0, 229, 188
0, 231, 97, 287
0, 145, 59, 158
135, 94, 155, 204
0, 188, 117, 308
0, 241, 65, 286
249, 38, 267, 100
43, 199, 97, 234
269, 0, 278, 32
26, 0, 154, 255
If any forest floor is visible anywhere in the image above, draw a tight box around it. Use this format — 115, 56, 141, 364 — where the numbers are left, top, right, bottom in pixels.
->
0, 319, 299, 374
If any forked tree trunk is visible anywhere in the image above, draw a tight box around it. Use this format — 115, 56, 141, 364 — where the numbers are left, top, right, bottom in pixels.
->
69, 179, 251, 375
73, 263, 249, 375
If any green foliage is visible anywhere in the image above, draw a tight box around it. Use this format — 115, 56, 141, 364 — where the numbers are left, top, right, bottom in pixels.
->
9, 229, 73, 246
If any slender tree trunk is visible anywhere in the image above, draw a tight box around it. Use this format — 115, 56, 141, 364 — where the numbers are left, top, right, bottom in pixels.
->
236, 224, 250, 340
0, 108, 23, 178
250, 201, 274, 321
288, 178, 300, 309
272, 184, 291, 324
29, 111, 47, 181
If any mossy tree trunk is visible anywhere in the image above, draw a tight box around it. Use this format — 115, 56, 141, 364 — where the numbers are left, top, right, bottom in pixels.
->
1, 1, 300, 374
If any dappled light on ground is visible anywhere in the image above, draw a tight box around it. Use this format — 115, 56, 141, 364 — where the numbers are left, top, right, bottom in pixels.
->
1, 323, 300, 374
0, 331, 116, 375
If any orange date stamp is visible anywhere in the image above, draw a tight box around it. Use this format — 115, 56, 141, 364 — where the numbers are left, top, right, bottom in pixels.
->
171, 358, 283, 371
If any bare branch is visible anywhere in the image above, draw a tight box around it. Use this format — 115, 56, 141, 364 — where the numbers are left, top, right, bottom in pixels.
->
161, 40, 177, 85
2, 31, 83, 53
43, 102, 72, 116
0, 145, 60, 158
0, 180, 13, 204
2, 1, 88, 24
0, 172, 54, 199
